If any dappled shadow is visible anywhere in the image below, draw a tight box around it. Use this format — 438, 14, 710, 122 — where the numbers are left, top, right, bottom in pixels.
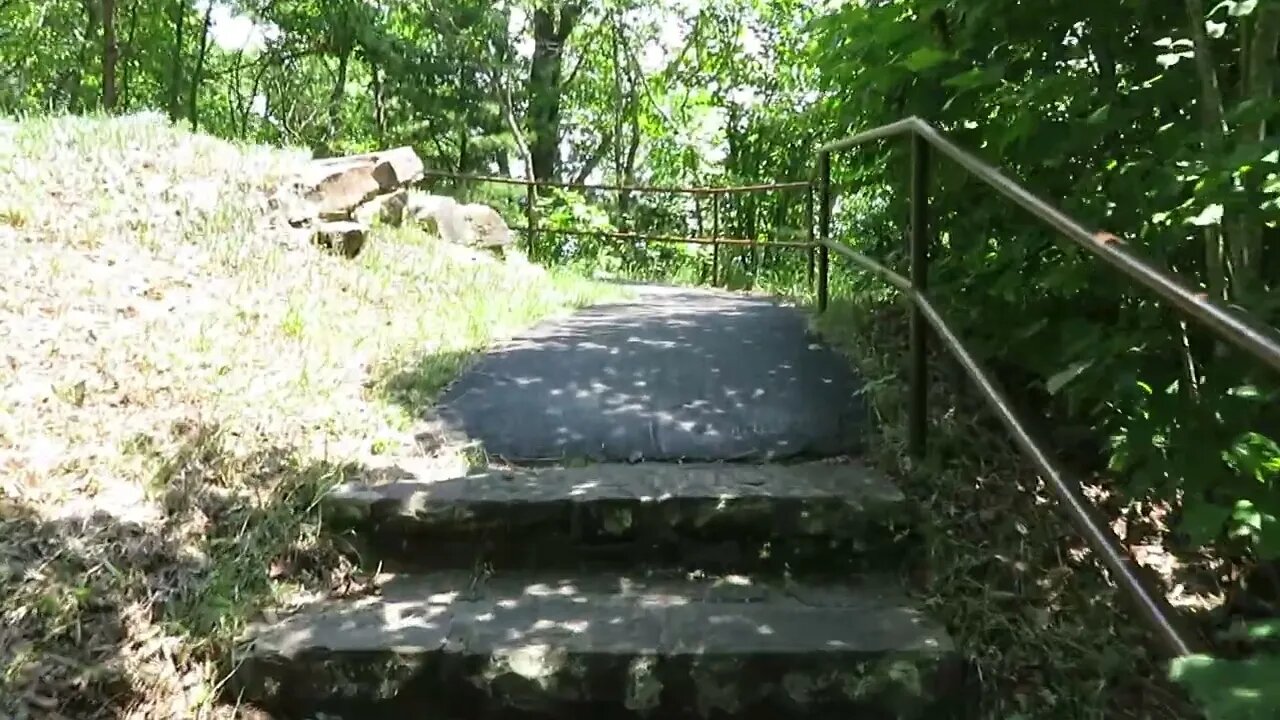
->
0, 422, 371, 720
232, 571, 970, 720
328, 461, 913, 578
812, 295, 1207, 718
395, 284, 870, 463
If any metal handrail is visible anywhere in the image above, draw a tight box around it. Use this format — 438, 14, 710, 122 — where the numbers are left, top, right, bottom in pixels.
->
814, 117, 1280, 659
421, 168, 818, 288
420, 168, 811, 196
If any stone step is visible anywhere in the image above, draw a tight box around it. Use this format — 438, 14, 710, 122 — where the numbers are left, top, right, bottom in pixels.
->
232, 570, 965, 719
327, 461, 913, 573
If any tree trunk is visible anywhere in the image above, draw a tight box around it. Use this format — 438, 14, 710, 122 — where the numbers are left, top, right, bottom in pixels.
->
457, 127, 469, 174
1232, 5, 1280, 301
572, 131, 613, 184
527, 3, 582, 181
188, 1, 213, 130
101, 0, 118, 110
168, 0, 184, 121
612, 10, 626, 224
371, 63, 386, 145
1184, 0, 1230, 301
327, 48, 351, 149
119, 1, 139, 109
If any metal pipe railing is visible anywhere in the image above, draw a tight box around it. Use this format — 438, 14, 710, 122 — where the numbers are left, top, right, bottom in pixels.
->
420, 169, 811, 196
422, 168, 816, 288
812, 116, 1280, 660
508, 226, 812, 249
818, 118, 1280, 374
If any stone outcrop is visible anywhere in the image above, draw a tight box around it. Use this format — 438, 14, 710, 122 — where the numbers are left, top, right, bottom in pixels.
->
403, 191, 516, 254
285, 146, 423, 258
304, 147, 424, 218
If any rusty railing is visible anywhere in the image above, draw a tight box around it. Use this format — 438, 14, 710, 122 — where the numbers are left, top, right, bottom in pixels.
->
418, 169, 815, 286
814, 116, 1280, 658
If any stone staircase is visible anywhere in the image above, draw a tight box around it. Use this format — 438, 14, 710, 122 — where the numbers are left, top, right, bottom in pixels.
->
230, 461, 965, 718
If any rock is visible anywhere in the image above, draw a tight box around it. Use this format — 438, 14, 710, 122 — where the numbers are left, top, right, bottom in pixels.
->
459, 203, 514, 248
354, 189, 407, 228
404, 192, 469, 243
313, 146, 424, 189
303, 160, 384, 218
313, 221, 367, 258
300, 146, 424, 220
403, 192, 514, 251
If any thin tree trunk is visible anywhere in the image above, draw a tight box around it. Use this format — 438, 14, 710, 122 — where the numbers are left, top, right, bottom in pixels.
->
527, 3, 582, 180
1184, 0, 1230, 301
327, 48, 351, 148
188, 1, 213, 130
497, 66, 534, 179
612, 10, 625, 225
1232, 5, 1280, 300
101, 0, 118, 110
572, 131, 613, 184
168, 0, 184, 121
370, 63, 386, 145
119, 1, 139, 108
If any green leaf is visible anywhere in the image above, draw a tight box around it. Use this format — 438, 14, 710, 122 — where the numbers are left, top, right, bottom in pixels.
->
902, 47, 951, 73
942, 68, 998, 89
1188, 203, 1225, 226
1231, 500, 1263, 533
1180, 500, 1231, 546
1244, 619, 1280, 641
1231, 0, 1259, 16
1046, 359, 1094, 395
1086, 105, 1110, 125
1170, 653, 1280, 720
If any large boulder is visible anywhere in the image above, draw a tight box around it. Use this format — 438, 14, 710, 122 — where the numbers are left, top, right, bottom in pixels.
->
300, 147, 424, 220
404, 192, 469, 243
459, 203, 514, 249
404, 192, 515, 250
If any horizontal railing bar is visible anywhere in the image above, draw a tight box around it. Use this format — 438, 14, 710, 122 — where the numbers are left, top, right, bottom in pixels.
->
421, 169, 811, 196
819, 116, 1280, 375
511, 226, 814, 249
823, 237, 1195, 657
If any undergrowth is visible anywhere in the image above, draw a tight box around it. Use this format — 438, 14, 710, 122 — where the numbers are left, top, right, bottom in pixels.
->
811, 288, 1202, 720
0, 113, 618, 719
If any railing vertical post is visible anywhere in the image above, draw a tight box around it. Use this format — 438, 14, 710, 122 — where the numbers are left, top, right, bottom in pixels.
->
817, 153, 831, 313
711, 193, 721, 287
525, 180, 537, 258
908, 131, 931, 458
806, 182, 816, 288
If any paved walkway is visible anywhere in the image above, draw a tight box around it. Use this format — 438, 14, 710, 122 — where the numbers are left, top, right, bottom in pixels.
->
436, 284, 869, 462
233, 283, 962, 719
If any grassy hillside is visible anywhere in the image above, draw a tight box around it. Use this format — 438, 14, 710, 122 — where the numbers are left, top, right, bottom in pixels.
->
0, 113, 618, 719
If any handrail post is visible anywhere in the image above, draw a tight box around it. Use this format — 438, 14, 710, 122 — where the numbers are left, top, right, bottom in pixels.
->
908, 131, 930, 458
806, 181, 816, 288
525, 181, 537, 258
711, 193, 721, 286
818, 152, 831, 313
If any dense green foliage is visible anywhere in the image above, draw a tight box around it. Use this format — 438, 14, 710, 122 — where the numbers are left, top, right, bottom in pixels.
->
806, 1, 1280, 560
2, 0, 1279, 715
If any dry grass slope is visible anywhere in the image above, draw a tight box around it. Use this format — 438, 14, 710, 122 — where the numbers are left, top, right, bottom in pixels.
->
0, 113, 618, 719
